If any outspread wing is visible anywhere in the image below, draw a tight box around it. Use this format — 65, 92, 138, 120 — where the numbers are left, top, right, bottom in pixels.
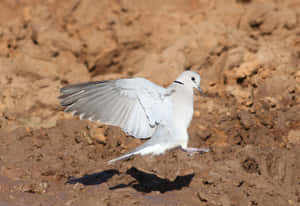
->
59, 78, 172, 139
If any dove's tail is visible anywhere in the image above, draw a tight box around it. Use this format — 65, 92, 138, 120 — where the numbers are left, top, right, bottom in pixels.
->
108, 151, 137, 164
108, 123, 174, 164
108, 143, 165, 164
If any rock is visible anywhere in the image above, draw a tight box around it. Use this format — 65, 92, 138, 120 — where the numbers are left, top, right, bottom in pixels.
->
282, 9, 297, 30
136, 37, 189, 85
225, 86, 252, 106
80, 29, 116, 55
14, 52, 60, 80
34, 27, 82, 54
55, 51, 90, 83
238, 111, 255, 129
90, 46, 122, 75
196, 129, 211, 141
287, 130, 300, 144
19, 182, 49, 194
225, 47, 245, 70
255, 71, 297, 109
88, 124, 106, 144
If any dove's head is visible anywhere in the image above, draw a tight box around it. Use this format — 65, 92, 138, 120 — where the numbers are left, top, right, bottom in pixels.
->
175, 71, 202, 93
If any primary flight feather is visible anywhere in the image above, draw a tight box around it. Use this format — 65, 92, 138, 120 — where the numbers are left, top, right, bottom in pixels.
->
59, 71, 209, 163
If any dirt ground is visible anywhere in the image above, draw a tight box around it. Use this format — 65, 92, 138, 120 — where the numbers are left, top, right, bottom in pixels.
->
0, 0, 300, 205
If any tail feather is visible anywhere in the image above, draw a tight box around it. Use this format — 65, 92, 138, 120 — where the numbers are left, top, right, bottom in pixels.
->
108, 142, 164, 164
108, 151, 137, 164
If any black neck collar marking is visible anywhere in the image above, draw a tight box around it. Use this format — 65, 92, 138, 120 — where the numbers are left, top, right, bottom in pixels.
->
173, 80, 184, 85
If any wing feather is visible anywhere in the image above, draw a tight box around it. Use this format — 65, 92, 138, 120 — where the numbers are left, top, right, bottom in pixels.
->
59, 78, 171, 139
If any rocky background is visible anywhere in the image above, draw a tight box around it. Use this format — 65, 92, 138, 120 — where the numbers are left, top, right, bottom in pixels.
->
0, 0, 300, 205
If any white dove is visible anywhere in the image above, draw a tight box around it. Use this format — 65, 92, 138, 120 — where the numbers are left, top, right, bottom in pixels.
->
59, 71, 209, 164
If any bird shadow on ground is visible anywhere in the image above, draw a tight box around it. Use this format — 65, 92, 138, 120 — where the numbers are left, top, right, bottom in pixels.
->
110, 167, 195, 193
66, 167, 194, 193
66, 169, 120, 185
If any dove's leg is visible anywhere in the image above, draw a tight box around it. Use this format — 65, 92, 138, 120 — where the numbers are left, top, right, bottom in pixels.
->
181, 147, 210, 153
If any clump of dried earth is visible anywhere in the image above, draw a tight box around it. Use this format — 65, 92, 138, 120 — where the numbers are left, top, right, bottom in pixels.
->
0, 0, 300, 205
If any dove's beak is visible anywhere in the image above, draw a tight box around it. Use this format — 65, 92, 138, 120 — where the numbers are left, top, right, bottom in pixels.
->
197, 86, 203, 94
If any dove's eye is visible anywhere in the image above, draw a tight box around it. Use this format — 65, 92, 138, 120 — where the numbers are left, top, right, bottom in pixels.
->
191, 77, 195, 81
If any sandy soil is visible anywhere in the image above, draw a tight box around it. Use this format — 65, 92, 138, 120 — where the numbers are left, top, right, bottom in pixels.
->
0, 0, 300, 205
